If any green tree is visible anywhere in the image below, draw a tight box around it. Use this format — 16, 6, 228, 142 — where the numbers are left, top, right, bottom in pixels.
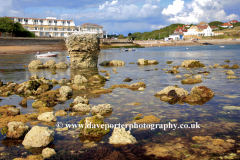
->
208, 21, 223, 27
0, 17, 15, 33
128, 33, 132, 36
0, 17, 35, 37
118, 34, 125, 39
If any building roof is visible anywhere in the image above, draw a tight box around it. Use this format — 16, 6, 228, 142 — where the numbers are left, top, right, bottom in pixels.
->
197, 25, 209, 30
5, 16, 74, 21
198, 21, 208, 26
80, 23, 103, 28
221, 23, 233, 26
229, 20, 238, 23
174, 25, 187, 33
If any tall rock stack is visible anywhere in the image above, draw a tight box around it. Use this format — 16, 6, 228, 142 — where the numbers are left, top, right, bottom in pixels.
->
65, 33, 100, 68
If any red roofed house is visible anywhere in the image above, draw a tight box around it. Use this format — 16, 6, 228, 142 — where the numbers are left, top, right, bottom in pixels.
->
229, 20, 238, 23
174, 25, 187, 33
211, 26, 218, 30
220, 23, 233, 28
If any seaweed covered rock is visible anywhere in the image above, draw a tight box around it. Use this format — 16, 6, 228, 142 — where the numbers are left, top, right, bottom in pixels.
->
37, 112, 57, 122
58, 78, 71, 84
137, 58, 159, 65
182, 94, 201, 103
79, 116, 110, 137
129, 82, 146, 89
134, 115, 160, 124
165, 68, 180, 74
35, 89, 60, 107
55, 62, 68, 69
181, 60, 205, 68
5, 121, 29, 138
30, 75, 39, 80
43, 60, 56, 69
181, 78, 202, 84
91, 104, 113, 116
99, 61, 111, 66
28, 60, 44, 69
88, 75, 106, 84
22, 126, 54, 148
7, 106, 20, 116
73, 75, 88, 84
109, 128, 137, 145
190, 86, 214, 98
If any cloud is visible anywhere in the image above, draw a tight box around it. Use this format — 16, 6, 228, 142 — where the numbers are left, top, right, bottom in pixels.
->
162, 0, 239, 24
99, 0, 118, 10
162, 0, 185, 16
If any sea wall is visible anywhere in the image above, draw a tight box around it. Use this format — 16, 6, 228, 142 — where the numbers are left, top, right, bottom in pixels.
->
0, 37, 65, 46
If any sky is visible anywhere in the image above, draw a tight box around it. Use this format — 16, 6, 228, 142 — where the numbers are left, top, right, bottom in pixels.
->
0, 0, 240, 36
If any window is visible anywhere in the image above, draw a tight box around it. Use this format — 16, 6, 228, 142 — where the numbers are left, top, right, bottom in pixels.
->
34, 19, 38, 22
67, 27, 70, 31
54, 27, 57, 31
39, 20, 43, 23
49, 20, 52, 23
63, 27, 66, 31
87, 28, 90, 31
61, 33, 64, 37
62, 21, 65, 24
49, 27, 53, 31
10, 18, 14, 21
45, 32, 49, 36
18, 18, 22, 22
24, 19, 28, 22
54, 20, 57, 23
40, 32, 44, 36
67, 21, 70, 24
34, 26, 38, 30
24, 26, 28, 30
40, 27, 43, 30
54, 33, 58, 37
69, 33, 71, 35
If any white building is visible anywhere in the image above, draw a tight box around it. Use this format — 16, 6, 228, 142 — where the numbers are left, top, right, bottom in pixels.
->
6, 16, 107, 38
165, 33, 184, 41
184, 24, 213, 37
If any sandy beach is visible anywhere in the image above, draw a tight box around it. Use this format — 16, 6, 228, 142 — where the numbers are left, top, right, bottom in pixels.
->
0, 38, 240, 55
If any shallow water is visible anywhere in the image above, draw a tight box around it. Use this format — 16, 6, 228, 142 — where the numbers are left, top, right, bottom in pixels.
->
0, 45, 240, 159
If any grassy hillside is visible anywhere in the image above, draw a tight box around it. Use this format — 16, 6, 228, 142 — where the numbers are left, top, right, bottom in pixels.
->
129, 23, 185, 40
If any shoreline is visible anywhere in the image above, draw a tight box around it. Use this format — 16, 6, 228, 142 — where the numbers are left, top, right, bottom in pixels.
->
0, 38, 240, 55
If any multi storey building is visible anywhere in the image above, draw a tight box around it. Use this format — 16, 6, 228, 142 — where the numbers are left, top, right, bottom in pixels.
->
6, 16, 106, 38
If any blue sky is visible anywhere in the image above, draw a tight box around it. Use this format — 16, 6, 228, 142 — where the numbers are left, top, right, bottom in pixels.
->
1, 0, 240, 36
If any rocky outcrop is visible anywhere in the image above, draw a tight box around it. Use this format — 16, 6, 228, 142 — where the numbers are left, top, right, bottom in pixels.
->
109, 128, 137, 145
181, 60, 205, 68
137, 58, 159, 65
190, 86, 215, 98
73, 103, 91, 112
55, 62, 68, 69
155, 86, 189, 97
42, 148, 56, 159
88, 75, 106, 84
55, 110, 67, 116
28, 60, 44, 69
6, 121, 29, 138
22, 126, 54, 148
65, 33, 100, 68
7, 106, 20, 116
43, 60, 56, 68
59, 86, 73, 98
92, 104, 113, 116
72, 96, 89, 105
37, 112, 57, 122
73, 75, 88, 84
165, 68, 180, 74
99, 60, 125, 66
181, 78, 202, 84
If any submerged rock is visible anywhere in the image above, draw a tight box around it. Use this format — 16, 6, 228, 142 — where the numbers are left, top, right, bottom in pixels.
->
109, 128, 137, 145
55, 110, 67, 116
134, 115, 160, 123
108, 60, 125, 66
165, 68, 180, 74
73, 104, 91, 112
123, 78, 132, 82
155, 86, 189, 97
22, 126, 54, 148
88, 75, 107, 84
227, 76, 238, 79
